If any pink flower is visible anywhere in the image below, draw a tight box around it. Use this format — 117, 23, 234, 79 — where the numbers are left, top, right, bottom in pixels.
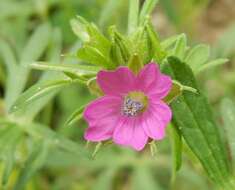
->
83, 63, 172, 151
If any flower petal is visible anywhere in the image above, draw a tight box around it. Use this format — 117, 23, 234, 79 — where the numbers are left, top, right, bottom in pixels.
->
141, 100, 172, 140
113, 117, 148, 151
136, 63, 172, 99
148, 74, 172, 100
97, 67, 136, 96
151, 100, 172, 124
84, 96, 122, 141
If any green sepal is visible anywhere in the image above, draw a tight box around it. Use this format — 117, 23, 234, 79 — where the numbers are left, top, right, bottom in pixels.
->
163, 81, 181, 104
149, 141, 157, 157
87, 77, 104, 97
163, 80, 197, 104
108, 26, 131, 65
128, 54, 144, 75
92, 142, 103, 159
145, 21, 166, 62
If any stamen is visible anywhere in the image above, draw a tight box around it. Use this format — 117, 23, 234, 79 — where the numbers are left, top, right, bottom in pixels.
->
123, 97, 144, 116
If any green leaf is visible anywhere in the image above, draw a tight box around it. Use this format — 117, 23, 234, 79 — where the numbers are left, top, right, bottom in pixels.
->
4, 23, 51, 111
20, 29, 63, 120
128, 0, 139, 35
169, 124, 182, 183
46, 28, 63, 63
161, 34, 183, 50
2, 125, 22, 185
9, 79, 75, 113
184, 44, 210, 71
0, 40, 18, 109
92, 168, 116, 190
19, 122, 91, 159
132, 165, 163, 190
70, 18, 89, 42
76, 16, 111, 57
65, 105, 86, 126
13, 140, 49, 190
139, 0, 159, 25
220, 99, 235, 162
0, 119, 91, 160
162, 56, 233, 189
173, 33, 187, 59
98, 0, 122, 28
0, 64, 5, 86
0, 125, 20, 151
158, 0, 180, 26
196, 58, 229, 74
2, 146, 15, 186
0, 40, 17, 75
31, 62, 100, 78
212, 24, 235, 58
20, 23, 51, 65
77, 46, 113, 69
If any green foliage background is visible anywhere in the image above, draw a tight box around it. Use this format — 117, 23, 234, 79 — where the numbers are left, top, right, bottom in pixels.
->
0, 0, 235, 189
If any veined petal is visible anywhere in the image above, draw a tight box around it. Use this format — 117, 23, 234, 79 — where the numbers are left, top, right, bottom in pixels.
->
136, 63, 172, 99
148, 74, 172, 100
141, 100, 172, 140
151, 100, 172, 124
113, 117, 148, 151
84, 96, 122, 141
97, 67, 136, 96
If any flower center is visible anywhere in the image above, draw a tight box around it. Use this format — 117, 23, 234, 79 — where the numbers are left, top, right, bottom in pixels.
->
122, 91, 148, 117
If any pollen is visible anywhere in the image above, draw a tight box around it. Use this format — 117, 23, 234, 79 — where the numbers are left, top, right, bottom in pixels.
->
122, 91, 148, 116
